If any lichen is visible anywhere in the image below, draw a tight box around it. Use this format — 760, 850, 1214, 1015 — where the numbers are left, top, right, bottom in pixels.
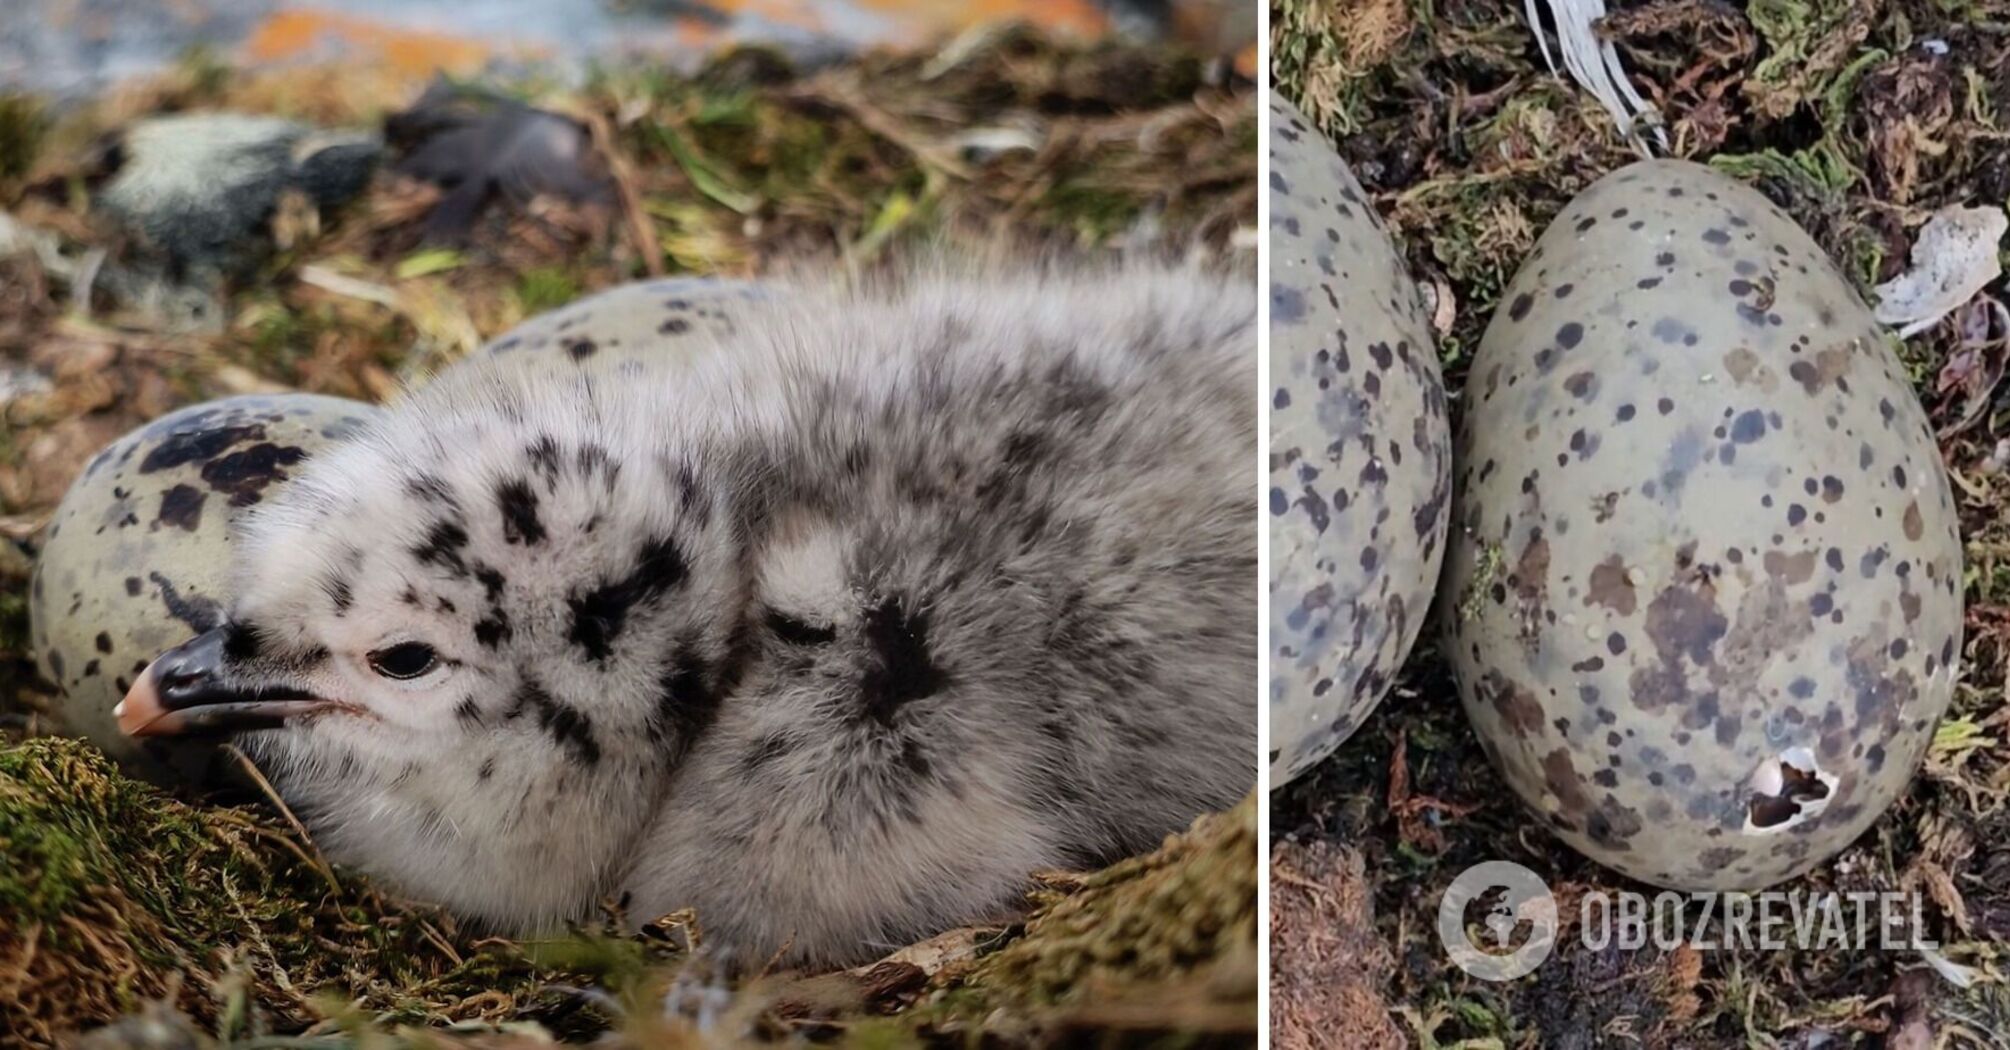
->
1459, 543, 1505, 624
921, 795, 1258, 1035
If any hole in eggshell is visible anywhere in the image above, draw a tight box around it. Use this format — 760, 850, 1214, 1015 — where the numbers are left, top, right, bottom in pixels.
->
1743, 746, 1837, 833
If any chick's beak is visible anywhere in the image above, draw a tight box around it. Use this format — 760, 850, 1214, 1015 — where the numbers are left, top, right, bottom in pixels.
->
117, 627, 336, 737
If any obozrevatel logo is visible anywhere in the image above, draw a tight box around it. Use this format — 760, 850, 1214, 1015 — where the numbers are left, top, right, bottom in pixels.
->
1437, 861, 1559, 981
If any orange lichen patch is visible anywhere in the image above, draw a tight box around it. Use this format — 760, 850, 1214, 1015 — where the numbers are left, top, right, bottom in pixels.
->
204, 63, 426, 124
1233, 43, 1257, 79
699, 0, 811, 32
672, 16, 730, 51
242, 9, 511, 81
707, 0, 1108, 41
873, 0, 1108, 37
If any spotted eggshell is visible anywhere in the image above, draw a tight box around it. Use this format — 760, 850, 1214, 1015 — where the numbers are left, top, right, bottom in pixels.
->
1441, 159, 1963, 889
1268, 90, 1452, 786
479, 277, 772, 369
29, 394, 377, 781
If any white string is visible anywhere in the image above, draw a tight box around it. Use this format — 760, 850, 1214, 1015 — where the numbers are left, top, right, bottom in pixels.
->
1527, 0, 1668, 154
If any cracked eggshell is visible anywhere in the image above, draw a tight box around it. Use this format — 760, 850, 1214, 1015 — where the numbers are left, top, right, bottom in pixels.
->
28, 394, 376, 781
479, 276, 772, 369
1442, 159, 1963, 890
1268, 90, 1452, 786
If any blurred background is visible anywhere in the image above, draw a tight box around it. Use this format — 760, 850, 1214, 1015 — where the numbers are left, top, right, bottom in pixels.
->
2, 0, 1256, 98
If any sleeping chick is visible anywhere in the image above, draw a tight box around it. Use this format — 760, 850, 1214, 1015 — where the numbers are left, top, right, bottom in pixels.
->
119, 263, 1257, 967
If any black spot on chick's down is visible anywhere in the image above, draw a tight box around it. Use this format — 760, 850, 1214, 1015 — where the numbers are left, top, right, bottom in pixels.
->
412, 521, 470, 574
652, 650, 725, 758
767, 611, 836, 645
322, 574, 354, 614
474, 610, 512, 648
508, 679, 600, 766
738, 733, 793, 774
568, 537, 690, 661
223, 622, 263, 661
858, 596, 949, 724
407, 473, 457, 506
526, 436, 562, 481
656, 621, 751, 758
494, 478, 546, 546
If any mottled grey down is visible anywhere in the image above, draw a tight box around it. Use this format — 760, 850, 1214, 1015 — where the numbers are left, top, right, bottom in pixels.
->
207, 263, 1257, 967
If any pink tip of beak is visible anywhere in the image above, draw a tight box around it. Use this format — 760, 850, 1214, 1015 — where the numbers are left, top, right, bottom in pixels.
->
116, 654, 351, 737
116, 665, 179, 736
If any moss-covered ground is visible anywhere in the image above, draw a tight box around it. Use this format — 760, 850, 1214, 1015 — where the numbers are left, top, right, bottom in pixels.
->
0, 29, 1256, 1048
1273, 1, 2010, 1047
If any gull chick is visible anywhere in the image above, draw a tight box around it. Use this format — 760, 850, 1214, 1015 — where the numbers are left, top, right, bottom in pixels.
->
118, 264, 1257, 967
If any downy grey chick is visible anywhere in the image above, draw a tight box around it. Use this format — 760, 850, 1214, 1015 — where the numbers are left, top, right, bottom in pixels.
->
118, 263, 1256, 967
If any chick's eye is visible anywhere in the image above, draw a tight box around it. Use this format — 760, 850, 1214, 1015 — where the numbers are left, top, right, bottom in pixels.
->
367, 642, 438, 680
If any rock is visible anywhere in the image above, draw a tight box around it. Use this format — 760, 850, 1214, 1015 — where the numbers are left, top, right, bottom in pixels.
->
99, 112, 380, 277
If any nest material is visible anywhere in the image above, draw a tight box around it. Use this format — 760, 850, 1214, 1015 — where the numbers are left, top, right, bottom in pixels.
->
0, 737, 1257, 1047
0, 737, 516, 1047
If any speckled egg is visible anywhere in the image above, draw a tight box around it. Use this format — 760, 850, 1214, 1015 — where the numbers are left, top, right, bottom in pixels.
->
1441, 159, 1963, 889
1268, 90, 1452, 786
29, 394, 376, 780
480, 276, 771, 368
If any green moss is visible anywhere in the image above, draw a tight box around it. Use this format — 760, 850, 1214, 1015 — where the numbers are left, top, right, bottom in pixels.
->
515, 267, 581, 314
0, 94, 47, 181
0, 738, 538, 1043
1745, 0, 1864, 111
927, 796, 1256, 1021
1041, 180, 1145, 243
1, 739, 1254, 1046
